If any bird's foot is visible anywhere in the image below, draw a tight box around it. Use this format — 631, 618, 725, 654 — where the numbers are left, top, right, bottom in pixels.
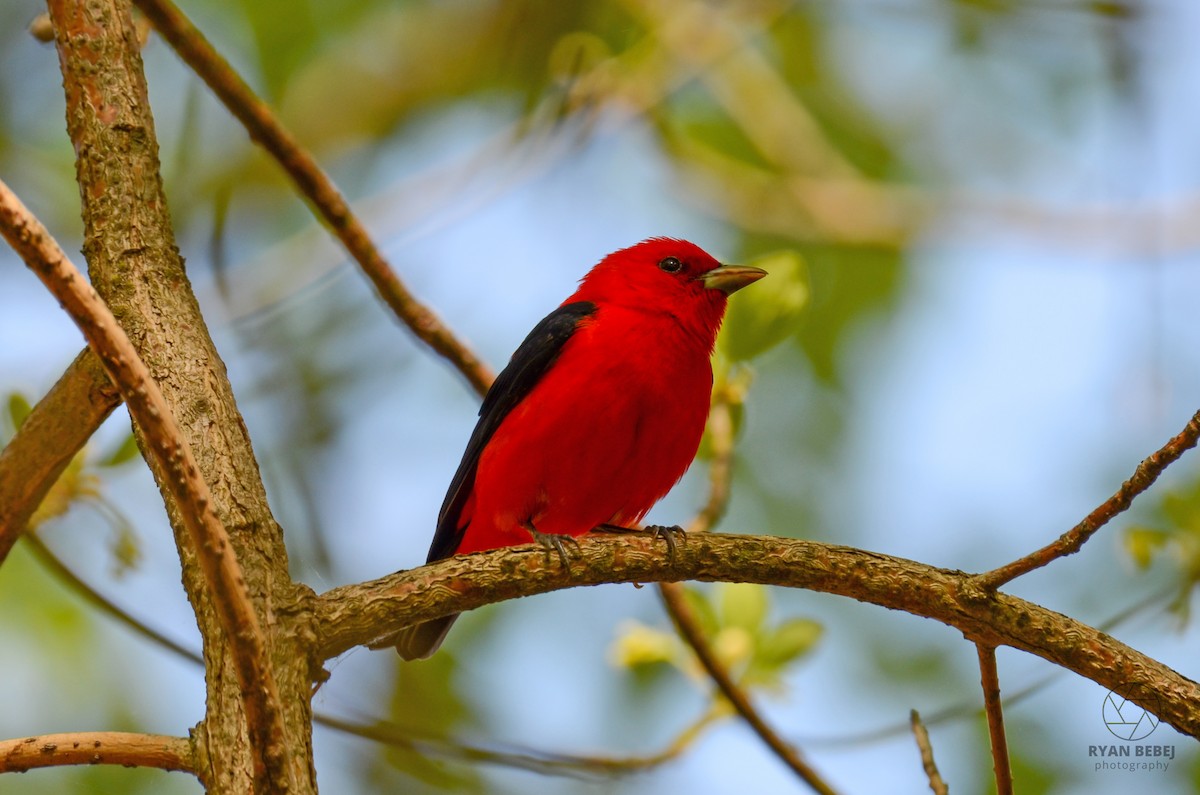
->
595, 523, 686, 559
523, 521, 580, 567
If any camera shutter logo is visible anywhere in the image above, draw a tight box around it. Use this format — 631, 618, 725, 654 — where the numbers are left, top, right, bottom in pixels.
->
1102, 692, 1160, 741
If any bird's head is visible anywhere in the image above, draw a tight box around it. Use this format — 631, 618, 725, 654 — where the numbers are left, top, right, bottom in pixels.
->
571, 238, 766, 350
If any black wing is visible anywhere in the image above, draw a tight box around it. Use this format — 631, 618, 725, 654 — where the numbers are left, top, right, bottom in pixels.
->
425, 300, 597, 562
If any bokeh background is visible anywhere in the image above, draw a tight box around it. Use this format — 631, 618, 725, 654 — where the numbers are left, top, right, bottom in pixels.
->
3, 0, 1200, 792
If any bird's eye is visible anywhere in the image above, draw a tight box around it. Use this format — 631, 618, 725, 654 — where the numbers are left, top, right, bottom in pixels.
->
657, 257, 683, 274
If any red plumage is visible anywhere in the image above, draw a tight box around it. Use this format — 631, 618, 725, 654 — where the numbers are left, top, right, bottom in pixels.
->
396, 238, 764, 659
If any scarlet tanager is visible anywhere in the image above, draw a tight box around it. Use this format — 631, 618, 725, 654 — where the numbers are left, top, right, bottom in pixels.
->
396, 238, 766, 660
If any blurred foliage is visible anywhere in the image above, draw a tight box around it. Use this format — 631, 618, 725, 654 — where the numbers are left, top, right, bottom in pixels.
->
1124, 473, 1200, 618
611, 583, 822, 698
6, 391, 32, 430
5, 390, 143, 575
0, 545, 196, 795
970, 716, 1060, 795
717, 249, 809, 363
368, 651, 485, 793
0, 0, 1175, 792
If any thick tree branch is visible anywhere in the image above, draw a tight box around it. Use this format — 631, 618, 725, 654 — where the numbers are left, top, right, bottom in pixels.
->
131, 0, 493, 395
315, 533, 1200, 739
977, 408, 1200, 590
0, 178, 288, 791
0, 349, 119, 566
0, 732, 193, 775
19, 529, 712, 781
46, 1, 318, 791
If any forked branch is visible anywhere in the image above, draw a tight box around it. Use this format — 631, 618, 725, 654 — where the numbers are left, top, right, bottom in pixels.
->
977, 409, 1200, 590
0, 179, 288, 791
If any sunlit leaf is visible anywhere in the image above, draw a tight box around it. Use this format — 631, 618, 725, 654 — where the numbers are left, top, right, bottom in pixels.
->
1123, 526, 1170, 570
28, 454, 97, 530
681, 584, 719, 637
717, 582, 768, 634
757, 618, 823, 670
609, 620, 679, 669
712, 626, 754, 670
6, 391, 32, 432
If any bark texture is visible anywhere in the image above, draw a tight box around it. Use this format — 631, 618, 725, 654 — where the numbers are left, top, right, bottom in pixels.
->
317, 532, 1200, 740
46, 1, 318, 791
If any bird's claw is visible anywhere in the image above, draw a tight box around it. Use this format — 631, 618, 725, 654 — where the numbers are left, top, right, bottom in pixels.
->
645, 524, 686, 559
595, 523, 686, 560
524, 522, 579, 567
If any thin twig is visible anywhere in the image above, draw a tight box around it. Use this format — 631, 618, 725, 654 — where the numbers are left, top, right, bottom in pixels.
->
21, 529, 711, 780
976, 409, 1200, 590
131, 0, 493, 395
0, 732, 194, 775
316, 710, 716, 778
21, 531, 204, 666
908, 710, 948, 795
666, 382, 839, 791
0, 179, 288, 789
687, 384, 739, 534
0, 349, 120, 566
659, 582, 839, 794
625, 0, 858, 180
976, 644, 1012, 795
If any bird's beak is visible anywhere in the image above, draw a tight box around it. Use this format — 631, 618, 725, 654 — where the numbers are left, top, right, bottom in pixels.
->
698, 264, 768, 295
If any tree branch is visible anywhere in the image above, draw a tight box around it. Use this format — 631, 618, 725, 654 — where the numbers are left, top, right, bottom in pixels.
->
315, 532, 1200, 739
656, 382, 838, 792
0, 732, 193, 776
908, 710, 948, 795
659, 582, 837, 794
977, 408, 1200, 590
19, 527, 714, 781
45, 1, 319, 789
315, 711, 714, 778
976, 644, 1012, 795
0, 178, 288, 791
21, 531, 204, 666
0, 349, 119, 566
131, 0, 493, 395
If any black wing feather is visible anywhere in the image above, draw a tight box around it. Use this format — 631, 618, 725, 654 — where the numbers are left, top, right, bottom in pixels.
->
425, 301, 597, 562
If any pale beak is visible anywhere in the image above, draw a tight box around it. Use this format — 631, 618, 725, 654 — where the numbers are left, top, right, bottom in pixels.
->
699, 264, 768, 295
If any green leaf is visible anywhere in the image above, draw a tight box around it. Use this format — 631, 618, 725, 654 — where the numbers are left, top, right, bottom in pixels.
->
1124, 527, 1171, 570
717, 582, 768, 634
99, 433, 141, 467
6, 392, 32, 432
28, 454, 96, 530
681, 584, 719, 637
757, 618, 823, 670
609, 621, 679, 669
1161, 488, 1200, 530
717, 250, 809, 362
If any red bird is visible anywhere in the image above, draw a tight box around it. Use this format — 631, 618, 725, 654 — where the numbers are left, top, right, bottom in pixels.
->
396, 238, 765, 660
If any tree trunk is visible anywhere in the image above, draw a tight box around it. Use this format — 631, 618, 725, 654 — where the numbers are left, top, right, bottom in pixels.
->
46, 0, 318, 791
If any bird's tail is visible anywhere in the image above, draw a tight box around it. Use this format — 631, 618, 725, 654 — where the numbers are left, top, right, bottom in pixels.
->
395, 614, 459, 661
